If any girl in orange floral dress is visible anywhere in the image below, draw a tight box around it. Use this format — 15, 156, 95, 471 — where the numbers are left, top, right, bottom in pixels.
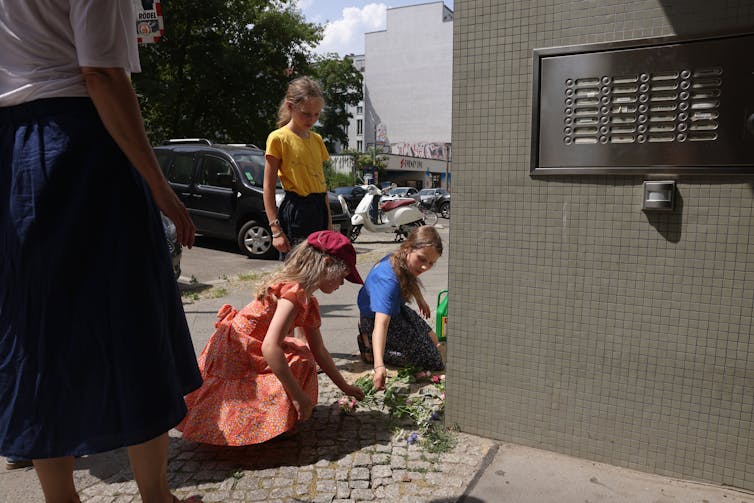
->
177, 231, 365, 445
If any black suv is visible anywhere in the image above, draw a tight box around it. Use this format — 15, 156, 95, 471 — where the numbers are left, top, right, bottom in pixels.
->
416, 188, 450, 219
155, 139, 351, 259
334, 185, 367, 212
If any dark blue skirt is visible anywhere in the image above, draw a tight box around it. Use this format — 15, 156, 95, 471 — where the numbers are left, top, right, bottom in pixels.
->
0, 98, 202, 459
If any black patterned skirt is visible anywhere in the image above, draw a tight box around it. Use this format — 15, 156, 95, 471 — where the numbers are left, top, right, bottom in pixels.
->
359, 305, 444, 371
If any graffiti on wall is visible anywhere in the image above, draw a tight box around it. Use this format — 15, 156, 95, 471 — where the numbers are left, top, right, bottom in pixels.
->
390, 142, 451, 161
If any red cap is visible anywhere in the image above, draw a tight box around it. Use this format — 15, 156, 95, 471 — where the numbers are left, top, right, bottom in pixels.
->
307, 230, 363, 284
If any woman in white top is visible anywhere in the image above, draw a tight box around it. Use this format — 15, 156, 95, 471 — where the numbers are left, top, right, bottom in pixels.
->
0, 2, 201, 502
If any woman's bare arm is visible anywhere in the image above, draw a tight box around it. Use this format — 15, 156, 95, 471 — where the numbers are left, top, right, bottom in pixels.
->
81, 66, 195, 247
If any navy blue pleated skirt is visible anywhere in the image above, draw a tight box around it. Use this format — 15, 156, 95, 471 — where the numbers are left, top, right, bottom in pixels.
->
0, 97, 202, 459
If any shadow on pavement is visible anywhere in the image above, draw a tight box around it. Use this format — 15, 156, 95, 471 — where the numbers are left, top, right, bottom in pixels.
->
319, 302, 357, 318
164, 406, 393, 492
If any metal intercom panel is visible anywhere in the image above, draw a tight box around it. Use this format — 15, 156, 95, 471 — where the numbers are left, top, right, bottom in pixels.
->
530, 33, 754, 175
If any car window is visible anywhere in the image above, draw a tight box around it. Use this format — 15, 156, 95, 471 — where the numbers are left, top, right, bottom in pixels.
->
197, 156, 234, 188
166, 153, 194, 185
418, 189, 433, 196
155, 150, 171, 174
233, 152, 266, 188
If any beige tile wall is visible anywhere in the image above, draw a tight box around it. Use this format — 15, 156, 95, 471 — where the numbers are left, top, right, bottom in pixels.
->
447, 0, 754, 490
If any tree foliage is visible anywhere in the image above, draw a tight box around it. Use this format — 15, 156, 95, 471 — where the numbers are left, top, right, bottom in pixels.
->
133, 0, 322, 146
323, 159, 358, 189
310, 55, 364, 151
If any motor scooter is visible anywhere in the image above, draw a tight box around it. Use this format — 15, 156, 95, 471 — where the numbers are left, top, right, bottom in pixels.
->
349, 184, 425, 242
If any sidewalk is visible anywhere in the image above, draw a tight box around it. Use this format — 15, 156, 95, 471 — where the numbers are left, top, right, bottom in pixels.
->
2, 224, 752, 502
2, 224, 498, 503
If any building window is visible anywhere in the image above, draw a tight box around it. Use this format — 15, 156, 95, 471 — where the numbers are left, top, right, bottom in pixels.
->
357, 140, 363, 151
357, 119, 363, 135
357, 106, 363, 115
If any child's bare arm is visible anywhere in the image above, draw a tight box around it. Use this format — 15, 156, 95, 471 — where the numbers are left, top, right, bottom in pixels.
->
415, 292, 430, 318
371, 313, 391, 390
261, 298, 312, 420
264, 155, 290, 253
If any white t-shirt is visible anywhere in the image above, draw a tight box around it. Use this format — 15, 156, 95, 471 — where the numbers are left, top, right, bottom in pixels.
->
0, 0, 141, 106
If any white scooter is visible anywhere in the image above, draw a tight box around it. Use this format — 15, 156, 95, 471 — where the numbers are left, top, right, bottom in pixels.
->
349, 184, 425, 242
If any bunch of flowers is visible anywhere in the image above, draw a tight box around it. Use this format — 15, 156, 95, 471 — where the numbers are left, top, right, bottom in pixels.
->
337, 396, 358, 414
335, 366, 455, 452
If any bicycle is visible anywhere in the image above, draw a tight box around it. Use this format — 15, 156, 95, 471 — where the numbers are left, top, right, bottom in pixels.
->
418, 204, 438, 226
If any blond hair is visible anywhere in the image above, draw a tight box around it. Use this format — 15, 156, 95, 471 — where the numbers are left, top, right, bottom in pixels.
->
255, 240, 349, 299
389, 225, 443, 303
277, 76, 324, 128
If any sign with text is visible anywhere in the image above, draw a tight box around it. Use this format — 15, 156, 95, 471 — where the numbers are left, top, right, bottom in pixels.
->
134, 0, 164, 44
388, 154, 448, 173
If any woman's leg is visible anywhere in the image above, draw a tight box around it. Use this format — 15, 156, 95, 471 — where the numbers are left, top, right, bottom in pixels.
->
33, 457, 80, 503
127, 433, 173, 503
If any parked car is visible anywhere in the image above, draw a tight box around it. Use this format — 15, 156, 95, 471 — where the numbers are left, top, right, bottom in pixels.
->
416, 187, 450, 219
384, 186, 419, 200
328, 192, 352, 237
155, 138, 351, 259
334, 185, 367, 212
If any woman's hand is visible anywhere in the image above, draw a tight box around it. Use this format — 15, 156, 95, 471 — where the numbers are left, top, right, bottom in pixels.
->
417, 298, 431, 318
342, 384, 365, 401
373, 366, 387, 391
150, 179, 196, 248
291, 393, 313, 421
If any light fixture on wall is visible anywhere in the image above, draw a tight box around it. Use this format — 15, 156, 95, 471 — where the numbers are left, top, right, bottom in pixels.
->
642, 180, 676, 212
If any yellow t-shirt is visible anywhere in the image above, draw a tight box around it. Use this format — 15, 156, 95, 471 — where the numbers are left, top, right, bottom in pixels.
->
265, 127, 329, 196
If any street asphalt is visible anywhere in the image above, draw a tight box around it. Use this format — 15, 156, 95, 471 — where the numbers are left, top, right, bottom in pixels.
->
2, 224, 752, 502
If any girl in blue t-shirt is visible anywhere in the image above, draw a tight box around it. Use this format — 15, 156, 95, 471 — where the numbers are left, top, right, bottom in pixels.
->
356, 226, 444, 390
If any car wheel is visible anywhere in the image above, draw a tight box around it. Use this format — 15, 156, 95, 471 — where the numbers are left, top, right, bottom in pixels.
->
440, 202, 450, 219
237, 220, 276, 259
349, 224, 362, 243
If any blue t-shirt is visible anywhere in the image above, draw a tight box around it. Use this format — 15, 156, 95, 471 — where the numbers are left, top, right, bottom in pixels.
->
357, 255, 403, 318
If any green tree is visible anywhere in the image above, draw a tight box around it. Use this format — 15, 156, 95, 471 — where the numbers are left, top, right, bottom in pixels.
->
133, 0, 322, 146
323, 159, 357, 189
311, 55, 363, 151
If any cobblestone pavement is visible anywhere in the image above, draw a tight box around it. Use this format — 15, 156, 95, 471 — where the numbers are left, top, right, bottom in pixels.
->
74, 362, 495, 503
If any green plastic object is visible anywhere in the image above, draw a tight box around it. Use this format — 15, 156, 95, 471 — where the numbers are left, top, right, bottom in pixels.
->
436, 289, 448, 342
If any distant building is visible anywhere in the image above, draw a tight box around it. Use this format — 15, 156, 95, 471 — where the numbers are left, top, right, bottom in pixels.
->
340, 2, 453, 189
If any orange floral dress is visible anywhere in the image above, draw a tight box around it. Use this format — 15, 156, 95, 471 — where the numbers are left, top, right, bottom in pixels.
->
177, 282, 320, 445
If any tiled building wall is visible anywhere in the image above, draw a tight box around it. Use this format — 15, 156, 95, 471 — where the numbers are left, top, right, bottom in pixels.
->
447, 0, 754, 490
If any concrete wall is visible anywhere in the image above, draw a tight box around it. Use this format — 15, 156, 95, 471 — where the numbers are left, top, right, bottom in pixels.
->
365, 2, 453, 148
447, 0, 754, 491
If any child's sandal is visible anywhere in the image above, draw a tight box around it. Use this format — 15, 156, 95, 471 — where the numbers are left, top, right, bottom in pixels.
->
356, 333, 373, 364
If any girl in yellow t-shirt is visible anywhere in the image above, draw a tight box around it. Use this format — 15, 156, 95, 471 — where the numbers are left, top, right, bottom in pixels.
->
264, 76, 332, 256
